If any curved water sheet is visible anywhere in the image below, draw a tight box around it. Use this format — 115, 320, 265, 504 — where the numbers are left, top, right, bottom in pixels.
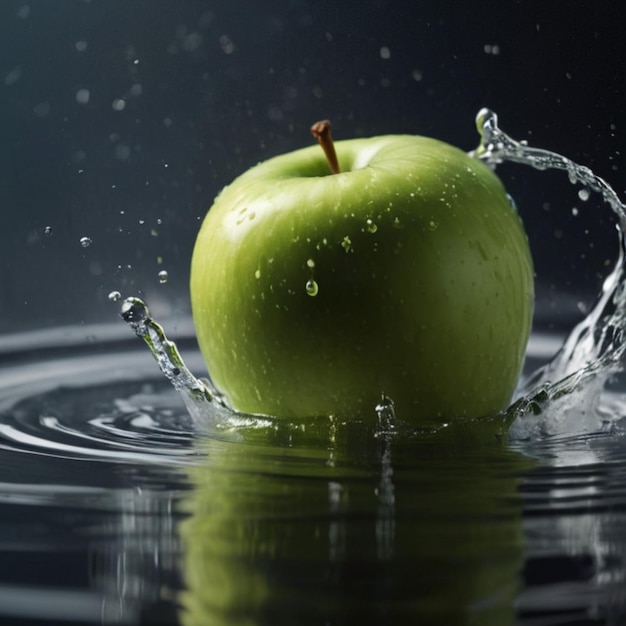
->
471, 108, 626, 440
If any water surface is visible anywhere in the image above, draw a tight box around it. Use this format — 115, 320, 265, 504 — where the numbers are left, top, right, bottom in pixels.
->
1, 325, 625, 625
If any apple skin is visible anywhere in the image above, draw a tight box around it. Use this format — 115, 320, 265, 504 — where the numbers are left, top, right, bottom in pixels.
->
190, 134, 534, 425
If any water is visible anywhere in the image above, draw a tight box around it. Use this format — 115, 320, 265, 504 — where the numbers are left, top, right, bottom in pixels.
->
2, 110, 626, 625
472, 109, 626, 440
1, 328, 626, 625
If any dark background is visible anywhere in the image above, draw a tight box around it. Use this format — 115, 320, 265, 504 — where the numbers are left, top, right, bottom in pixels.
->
1, 0, 625, 334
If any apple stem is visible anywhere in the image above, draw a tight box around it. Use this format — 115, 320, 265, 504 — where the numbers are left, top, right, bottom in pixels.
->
311, 119, 341, 174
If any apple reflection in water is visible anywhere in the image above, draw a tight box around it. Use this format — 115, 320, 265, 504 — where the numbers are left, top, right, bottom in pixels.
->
177, 423, 534, 626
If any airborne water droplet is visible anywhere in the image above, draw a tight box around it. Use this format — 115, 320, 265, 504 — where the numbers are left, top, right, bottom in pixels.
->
366, 218, 378, 233
108, 290, 121, 302
44, 226, 53, 236
158, 270, 169, 284
578, 188, 591, 202
305, 279, 319, 296
79, 236, 92, 248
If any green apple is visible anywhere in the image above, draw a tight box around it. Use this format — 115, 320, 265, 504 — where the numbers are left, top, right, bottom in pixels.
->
190, 122, 534, 426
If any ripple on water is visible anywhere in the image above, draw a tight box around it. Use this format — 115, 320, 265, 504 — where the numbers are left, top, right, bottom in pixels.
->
0, 346, 206, 469
0, 331, 626, 624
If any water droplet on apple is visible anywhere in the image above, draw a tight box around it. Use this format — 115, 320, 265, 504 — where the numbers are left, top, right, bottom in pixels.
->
506, 194, 518, 212
108, 290, 121, 302
366, 219, 378, 233
158, 270, 169, 284
254, 269, 261, 279
305, 279, 319, 296
79, 236, 92, 248
236, 207, 251, 225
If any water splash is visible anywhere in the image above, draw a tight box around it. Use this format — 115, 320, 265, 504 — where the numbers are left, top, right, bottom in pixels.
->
375, 395, 396, 559
119, 109, 626, 442
473, 109, 626, 228
472, 108, 626, 438
119, 298, 222, 427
